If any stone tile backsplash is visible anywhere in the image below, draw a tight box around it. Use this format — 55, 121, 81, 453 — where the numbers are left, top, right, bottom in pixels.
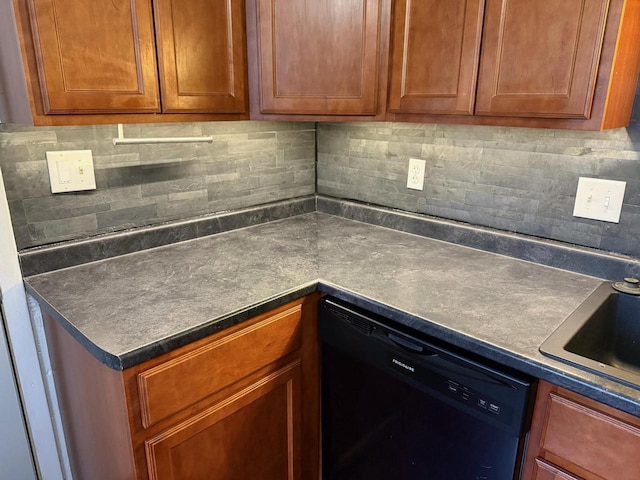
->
0, 121, 315, 249
3, 85, 640, 259
317, 89, 640, 259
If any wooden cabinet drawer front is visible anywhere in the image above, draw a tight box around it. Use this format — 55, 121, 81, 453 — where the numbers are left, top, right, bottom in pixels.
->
542, 393, 640, 480
533, 458, 582, 480
138, 305, 302, 428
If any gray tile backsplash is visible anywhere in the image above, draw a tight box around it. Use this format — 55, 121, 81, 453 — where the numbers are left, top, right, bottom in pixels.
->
317, 89, 640, 259
0, 121, 315, 249
3, 86, 640, 260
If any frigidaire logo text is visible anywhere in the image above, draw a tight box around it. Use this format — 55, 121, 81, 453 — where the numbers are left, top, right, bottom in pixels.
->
392, 358, 415, 372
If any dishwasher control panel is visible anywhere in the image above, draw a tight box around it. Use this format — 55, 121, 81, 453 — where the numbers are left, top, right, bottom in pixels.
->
444, 379, 509, 420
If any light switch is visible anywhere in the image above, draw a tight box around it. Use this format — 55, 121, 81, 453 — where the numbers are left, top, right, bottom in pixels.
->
573, 177, 626, 223
46, 150, 96, 193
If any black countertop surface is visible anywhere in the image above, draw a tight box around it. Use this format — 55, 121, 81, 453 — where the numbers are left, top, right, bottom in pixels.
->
24, 211, 640, 416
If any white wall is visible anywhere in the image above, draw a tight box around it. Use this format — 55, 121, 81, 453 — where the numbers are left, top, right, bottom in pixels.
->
0, 165, 66, 479
0, 304, 36, 479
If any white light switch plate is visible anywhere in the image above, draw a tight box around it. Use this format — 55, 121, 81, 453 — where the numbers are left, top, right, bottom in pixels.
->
573, 177, 626, 223
407, 158, 426, 190
46, 150, 96, 193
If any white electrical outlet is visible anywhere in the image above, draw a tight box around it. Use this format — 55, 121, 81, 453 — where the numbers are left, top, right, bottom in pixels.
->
46, 150, 96, 193
573, 177, 626, 223
407, 158, 426, 190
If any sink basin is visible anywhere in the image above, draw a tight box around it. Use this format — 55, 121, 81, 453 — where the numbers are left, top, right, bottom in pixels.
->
540, 282, 640, 388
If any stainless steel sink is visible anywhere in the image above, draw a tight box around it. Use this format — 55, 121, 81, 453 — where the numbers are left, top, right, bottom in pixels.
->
540, 282, 640, 388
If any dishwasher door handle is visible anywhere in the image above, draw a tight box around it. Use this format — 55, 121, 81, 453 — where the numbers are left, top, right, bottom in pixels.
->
386, 332, 438, 356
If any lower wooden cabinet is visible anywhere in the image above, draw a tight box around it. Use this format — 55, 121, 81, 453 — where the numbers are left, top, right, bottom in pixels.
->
522, 380, 640, 480
43, 294, 320, 480
144, 362, 301, 480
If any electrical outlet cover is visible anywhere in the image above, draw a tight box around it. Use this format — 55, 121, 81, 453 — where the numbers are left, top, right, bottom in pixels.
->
407, 158, 426, 190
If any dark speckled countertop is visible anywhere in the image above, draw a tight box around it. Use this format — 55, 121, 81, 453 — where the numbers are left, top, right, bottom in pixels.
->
24, 212, 640, 417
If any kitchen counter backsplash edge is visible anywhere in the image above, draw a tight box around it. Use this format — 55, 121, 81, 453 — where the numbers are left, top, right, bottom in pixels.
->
19, 194, 640, 280
19, 195, 316, 276
317, 195, 640, 281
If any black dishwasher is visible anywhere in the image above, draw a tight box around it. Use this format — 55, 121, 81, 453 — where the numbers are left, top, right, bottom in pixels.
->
320, 297, 535, 480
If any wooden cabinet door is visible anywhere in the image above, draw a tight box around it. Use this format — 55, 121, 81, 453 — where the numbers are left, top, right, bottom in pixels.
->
388, 0, 484, 115
144, 362, 301, 480
27, 0, 160, 114
153, 0, 248, 113
523, 381, 640, 480
476, 0, 610, 119
251, 0, 384, 115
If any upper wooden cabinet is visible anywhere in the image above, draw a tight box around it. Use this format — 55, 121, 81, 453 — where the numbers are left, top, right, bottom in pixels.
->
246, 0, 391, 120
27, 0, 161, 114
3, 0, 638, 128
154, 0, 248, 114
476, 0, 609, 119
247, 0, 639, 129
387, 0, 640, 129
1, 0, 249, 125
387, 0, 484, 115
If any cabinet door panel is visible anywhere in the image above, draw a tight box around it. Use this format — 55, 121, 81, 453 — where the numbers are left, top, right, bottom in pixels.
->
145, 362, 301, 480
476, 0, 609, 118
254, 0, 382, 115
27, 0, 160, 113
154, 0, 248, 113
388, 0, 484, 115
